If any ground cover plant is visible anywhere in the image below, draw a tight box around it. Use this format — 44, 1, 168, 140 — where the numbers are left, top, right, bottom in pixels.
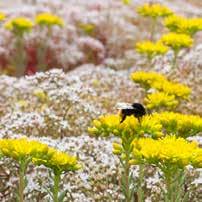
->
0, 0, 201, 202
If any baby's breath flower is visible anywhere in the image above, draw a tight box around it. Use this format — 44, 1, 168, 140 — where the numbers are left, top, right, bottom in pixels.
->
4, 17, 33, 34
137, 3, 173, 18
0, 12, 6, 21
164, 15, 202, 36
144, 92, 178, 110
160, 32, 193, 51
131, 136, 201, 168
35, 12, 64, 27
136, 41, 168, 59
152, 112, 202, 137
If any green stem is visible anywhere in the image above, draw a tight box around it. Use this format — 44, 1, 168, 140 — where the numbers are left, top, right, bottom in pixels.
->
124, 150, 130, 202
172, 50, 178, 69
137, 164, 144, 202
150, 18, 157, 41
53, 171, 61, 202
19, 160, 27, 202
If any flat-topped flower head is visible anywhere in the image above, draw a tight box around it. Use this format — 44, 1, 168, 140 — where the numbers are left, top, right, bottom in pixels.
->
0, 138, 49, 161
33, 147, 80, 174
35, 12, 64, 27
88, 114, 163, 139
4, 17, 33, 35
130, 71, 167, 90
152, 80, 191, 99
136, 41, 168, 59
137, 3, 173, 18
144, 92, 178, 110
131, 136, 201, 168
160, 32, 193, 51
131, 71, 191, 99
152, 112, 202, 137
0, 12, 6, 21
164, 15, 202, 36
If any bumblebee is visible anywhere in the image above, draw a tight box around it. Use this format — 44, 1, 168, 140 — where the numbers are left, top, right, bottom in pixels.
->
117, 102, 146, 123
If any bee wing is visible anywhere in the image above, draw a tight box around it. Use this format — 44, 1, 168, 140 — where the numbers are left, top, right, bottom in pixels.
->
116, 102, 133, 109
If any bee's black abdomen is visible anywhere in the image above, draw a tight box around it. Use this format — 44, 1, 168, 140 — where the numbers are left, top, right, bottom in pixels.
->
131, 103, 146, 118
120, 103, 146, 123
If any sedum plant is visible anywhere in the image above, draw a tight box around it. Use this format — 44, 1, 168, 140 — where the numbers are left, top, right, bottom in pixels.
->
0, 138, 49, 202
152, 112, 202, 137
35, 12, 64, 72
131, 136, 202, 202
33, 147, 81, 202
135, 41, 168, 66
131, 71, 191, 111
144, 92, 178, 111
0, 138, 80, 202
4, 17, 33, 76
160, 32, 193, 68
137, 3, 173, 41
0, 12, 6, 21
164, 15, 202, 36
88, 114, 163, 202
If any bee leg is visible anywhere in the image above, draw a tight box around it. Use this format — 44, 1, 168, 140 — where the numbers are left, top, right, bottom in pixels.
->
120, 114, 126, 123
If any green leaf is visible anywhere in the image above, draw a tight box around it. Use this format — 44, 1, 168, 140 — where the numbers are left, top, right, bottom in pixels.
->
58, 190, 68, 202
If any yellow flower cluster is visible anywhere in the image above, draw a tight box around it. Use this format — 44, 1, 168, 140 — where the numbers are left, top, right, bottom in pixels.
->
160, 32, 193, 51
136, 41, 168, 59
137, 3, 173, 18
131, 71, 191, 99
78, 23, 95, 35
145, 92, 178, 110
131, 136, 202, 168
152, 112, 202, 137
164, 15, 202, 36
0, 138, 49, 161
88, 114, 163, 139
33, 147, 80, 174
33, 88, 48, 102
131, 71, 166, 90
0, 138, 80, 173
35, 12, 64, 27
122, 0, 132, 5
4, 17, 33, 34
0, 12, 6, 21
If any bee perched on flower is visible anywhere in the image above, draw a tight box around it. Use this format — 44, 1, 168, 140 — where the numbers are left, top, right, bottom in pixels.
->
135, 41, 168, 66
164, 15, 202, 36
35, 12, 64, 27
4, 17, 33, 35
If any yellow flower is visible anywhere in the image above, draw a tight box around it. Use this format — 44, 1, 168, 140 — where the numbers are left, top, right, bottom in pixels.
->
164, 15, 202, 36
0, 12, 6, 21
0, 138, 49, 161
88, 114, 162, 139
130, 71, 167, 90
145, 92, 178, 110
122, 0, 131, 5
78, 23, 95, 35
16, 100, 29, 108
131, 136, 201, 168
4, 17, 33, 34
35, 13, 64, 27
33, 147, 80, 173
136, 41, 168, 59
33, 88, 48, 102
131, 71, 191, 99
137, 3, 173, 18
152, 112, 202, 137
160, 32, 193, 51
